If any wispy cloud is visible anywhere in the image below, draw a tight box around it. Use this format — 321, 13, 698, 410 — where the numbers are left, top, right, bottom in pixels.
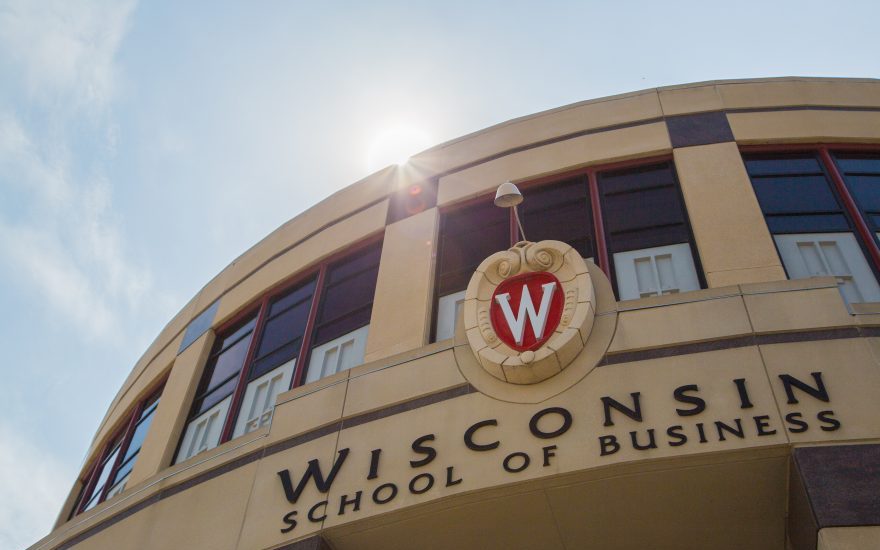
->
0, 2, 159, 546
0, 420, 73, 550
0, 0, 136, 108
0, 111, 153, 340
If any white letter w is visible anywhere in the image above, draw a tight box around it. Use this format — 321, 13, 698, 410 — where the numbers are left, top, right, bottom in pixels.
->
494, 282, 557, 345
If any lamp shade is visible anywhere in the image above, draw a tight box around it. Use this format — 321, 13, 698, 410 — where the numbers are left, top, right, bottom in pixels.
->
494, 181, 523, 207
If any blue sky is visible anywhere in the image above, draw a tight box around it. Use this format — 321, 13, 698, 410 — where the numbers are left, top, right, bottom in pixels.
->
1, 1, 878, 548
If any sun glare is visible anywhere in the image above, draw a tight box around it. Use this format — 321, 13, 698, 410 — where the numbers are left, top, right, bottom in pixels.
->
366, 124, 433, 173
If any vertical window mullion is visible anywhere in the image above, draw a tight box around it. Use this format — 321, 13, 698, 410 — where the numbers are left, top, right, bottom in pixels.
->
291, 264, 328, 389
587, 169, 610, 274
75, 454, 102, 515
100, 403, 143, 502
219, 298, 270, 444
820, 147, 880, 273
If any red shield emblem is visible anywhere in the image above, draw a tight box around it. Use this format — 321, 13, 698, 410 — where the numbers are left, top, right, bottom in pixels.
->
490, 272, 564, 352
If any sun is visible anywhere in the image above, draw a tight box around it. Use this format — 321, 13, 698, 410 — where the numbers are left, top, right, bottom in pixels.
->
366, 124, 433, 173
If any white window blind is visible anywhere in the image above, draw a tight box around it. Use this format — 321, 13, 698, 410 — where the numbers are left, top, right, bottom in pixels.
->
435, 290, 466, 342
305, 325, 369, 384
231, 358, 295, 438
175, 395, 231, 464
775, 232, 880, 303
613, 243, 700, 300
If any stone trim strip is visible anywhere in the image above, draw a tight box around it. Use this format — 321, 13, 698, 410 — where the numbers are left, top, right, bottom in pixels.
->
52, 331, 880, 547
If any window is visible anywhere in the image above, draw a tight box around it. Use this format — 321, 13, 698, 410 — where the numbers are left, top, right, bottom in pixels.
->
433, 159, 703, 339
521, 175, 595, 260
176, 241, 382, 463
745, 150, 880, 303
597, 163, 700, 299
434, 202, 509, 341
833, 153, 880, 237
71, 387, 163, 517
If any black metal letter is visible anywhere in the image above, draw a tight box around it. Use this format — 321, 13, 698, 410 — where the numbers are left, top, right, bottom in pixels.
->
307, 501, 328, 523
785, 412, 809, 433
464, 419, 500, 451
733, 378, 754, 409
529, 407, 572, 439
368, 448, 381, 480
779, 372, 830, 404
372, 483, 398, 505
673, 385, 706, 417
280, 510, 298, 534
601, 393, 642, 426
338, 491, 362, 515
542, 445, 557, 467
409, 473, 435, 494
599, 435, 620, 456
410, 434, 437, 467
277, 448, 350, 504
818, 410, 841, 431
503, 452, 531, 473
753, 415, 777, 436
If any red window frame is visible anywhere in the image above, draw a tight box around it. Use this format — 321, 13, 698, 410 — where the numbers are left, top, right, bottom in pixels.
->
740, 143, 880, 275
186, 235, 383, 449
71, 381, 165, 518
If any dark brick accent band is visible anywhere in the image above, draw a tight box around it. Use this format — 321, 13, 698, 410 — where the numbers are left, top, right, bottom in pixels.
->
666, 111, 735, 148
603, 327, 865, 366
276, 535, 333, 550
793, 444, 880, 528
727, 105, 880, 114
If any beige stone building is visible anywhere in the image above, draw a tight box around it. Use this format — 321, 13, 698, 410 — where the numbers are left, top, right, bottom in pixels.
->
30, 77, 880, 550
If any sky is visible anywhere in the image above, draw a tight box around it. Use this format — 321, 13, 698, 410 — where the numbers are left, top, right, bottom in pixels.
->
0, 1, 878, 548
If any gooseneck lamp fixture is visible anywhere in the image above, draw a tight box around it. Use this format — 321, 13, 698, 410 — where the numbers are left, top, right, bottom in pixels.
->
495, 181, 527, 241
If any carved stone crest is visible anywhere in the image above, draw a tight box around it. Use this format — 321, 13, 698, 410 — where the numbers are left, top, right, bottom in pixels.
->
463, 240, 596, 384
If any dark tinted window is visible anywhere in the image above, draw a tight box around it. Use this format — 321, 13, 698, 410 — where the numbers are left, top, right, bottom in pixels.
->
437, 201, 509, 296
312, 243, 381, 346
82, 437, 122, 511
745, 154, 850, 234
193, 376, 238, 415
834, 153, 880, 232
109, 394, 159, 491
192, 315, 256, 413
251, 278, 316, 379
205, 336, 251, 389
214, 317, 256, 353
598, 162, 691, 253
520, 176, 595, 258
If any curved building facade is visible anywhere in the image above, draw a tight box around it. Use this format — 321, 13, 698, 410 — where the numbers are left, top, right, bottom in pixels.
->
31, 77, 880, 550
